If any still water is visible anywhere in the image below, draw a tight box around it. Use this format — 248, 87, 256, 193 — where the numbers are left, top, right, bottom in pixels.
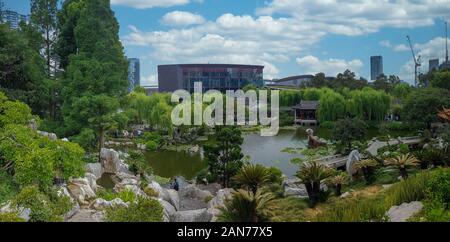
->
144, 127, 412, 179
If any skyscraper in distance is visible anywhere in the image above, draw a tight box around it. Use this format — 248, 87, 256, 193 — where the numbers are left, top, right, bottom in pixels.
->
370, 56, 384, 81
429, 59, 439, 73
1, 9, 29, 30
128, 58, 140, 92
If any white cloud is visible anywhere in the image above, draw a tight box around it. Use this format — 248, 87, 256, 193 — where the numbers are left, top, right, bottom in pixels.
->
111, 0, 202, 9
296, 55, 363, 77
393, 44, 409, 52
399, 37, 449, 84
257, 0, 450, 36
141, 74, 158, 86
379, 40, 392, 48
161, 11, 205, 26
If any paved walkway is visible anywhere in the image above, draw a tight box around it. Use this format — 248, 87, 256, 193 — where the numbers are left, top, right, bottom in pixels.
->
365, 137, 421, 156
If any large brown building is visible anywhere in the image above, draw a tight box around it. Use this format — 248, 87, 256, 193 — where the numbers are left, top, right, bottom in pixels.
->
158, 64, 264, 93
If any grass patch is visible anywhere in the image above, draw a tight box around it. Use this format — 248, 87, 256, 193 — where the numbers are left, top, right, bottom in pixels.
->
271, 197, 310, 222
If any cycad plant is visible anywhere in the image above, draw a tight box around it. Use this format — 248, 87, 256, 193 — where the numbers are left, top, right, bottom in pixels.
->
385, 154, 420, 179
296, 161, 334, 207
353, 159, 378, 184
233, 164, 270, 194
217, 189, 277, 222
326, 171, 349, 196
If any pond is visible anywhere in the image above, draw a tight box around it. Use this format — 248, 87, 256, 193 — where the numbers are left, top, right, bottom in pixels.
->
143, 127, 413, 179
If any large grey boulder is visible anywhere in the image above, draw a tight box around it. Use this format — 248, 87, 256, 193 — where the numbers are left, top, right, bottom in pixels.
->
37, 131, 58, 140
159, 199, 176, 222
86, 163, 103, 180
100, 148, 130, 174
387, 201, 423, 222
66, 209, 105, 222
166, 189, 180, 211
179, 185, 213, 211
90, 198, 129, 210
207, 188, 233, 222
171, 208, 212, 222
67, 177, 97, 205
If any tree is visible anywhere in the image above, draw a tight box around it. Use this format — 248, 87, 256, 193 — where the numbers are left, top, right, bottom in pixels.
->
331, 118, 367, 153
325, 171, 349, 196
217, 189, 277, 222
61, 0, 128, 152
204, 127, 244, 187
333, 69, 367, 90
373, 74, 391, 92
402, 88, 450, 128
105, 197, 164, 222
30, 0, 59, 77
392, 83, 412, 100
353, 159, 378, 184
0, 24, 48, 115
385, 154, 420, 179
430, 70, 450, 91
233, 164, 270, 194
296, 161, 333, 207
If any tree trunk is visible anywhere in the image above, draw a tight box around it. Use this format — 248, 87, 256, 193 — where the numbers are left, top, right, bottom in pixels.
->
98, 128, 105, 162
335, 184, 342, 197
400, 167, 408, 179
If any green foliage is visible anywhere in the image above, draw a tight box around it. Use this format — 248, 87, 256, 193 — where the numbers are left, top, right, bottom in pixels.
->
392, 83, 413, 100
297, 161, 334, 207
0, 24, 48, 115
217, 189, 277, 222
353, 159, 378, 184
234, 164, 271, 194
0, 213, 26, 222
430, 70, 450, 91
0, 170, 19, 204
70, 128, 97, 150
204, 127, 244, 187
144, 187, 160, 198
60, 0, 128, 150
271, 197, 309, 222
425, 168, 450, 209
331, 118, 367, 153
402, 88, 450, 128
384, 171, 431, 206
105, 197, 164, 222
125, 150, 153, 176
12, 185, 72, 222
315, 195, 389, 222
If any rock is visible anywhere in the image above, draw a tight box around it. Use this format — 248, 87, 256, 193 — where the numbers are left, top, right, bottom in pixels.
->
137, 144, 146, 150
171, 209, 212, 222
37, 130, 58, 140
159, 199, 176, 222
85, 173, 99, 193
179, 185, 213, 211
166, 189, 180, 211
61, 138, 69, 142
284, 187, 308, 198
197, 183, 222, 196
67, 177, 97, 205
100, 148, 130, 174
207, 189, 233, 222
66, 209, 104, 222
188, 145, 200, 153
91, 198, 128, 210
64, 203, 80, 221
0, 202, 31, 221
85, 163, 103, 180
387, 201, 423, 222
340, 192, 351, 198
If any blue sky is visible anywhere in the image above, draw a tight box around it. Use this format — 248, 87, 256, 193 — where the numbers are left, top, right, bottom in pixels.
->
4, 0, 450, 86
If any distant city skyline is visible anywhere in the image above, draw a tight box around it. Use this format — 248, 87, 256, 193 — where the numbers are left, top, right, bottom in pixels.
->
3, 0, 450, 86
370, 56, 384, 81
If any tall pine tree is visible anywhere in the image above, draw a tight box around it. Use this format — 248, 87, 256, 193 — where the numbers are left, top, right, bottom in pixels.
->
60, 0, 128, 152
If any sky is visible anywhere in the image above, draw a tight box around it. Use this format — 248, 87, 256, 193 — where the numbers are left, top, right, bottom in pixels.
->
3, 0, 450, 87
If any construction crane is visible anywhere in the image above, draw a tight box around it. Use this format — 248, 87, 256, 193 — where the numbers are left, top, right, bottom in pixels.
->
407, 35, 421, 87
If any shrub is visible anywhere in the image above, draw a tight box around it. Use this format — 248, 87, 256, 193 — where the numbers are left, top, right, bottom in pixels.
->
144, 187, 159, 198
105, 197, 164, 222
315, 195, 389, 222
0, 171, 19, 204
12, 185, 70, 222
97, 189, 136, 203
384, 171, 431, 206
0, 213, 26, 222
425, 168, 450, 209
145, 141, 158, 151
